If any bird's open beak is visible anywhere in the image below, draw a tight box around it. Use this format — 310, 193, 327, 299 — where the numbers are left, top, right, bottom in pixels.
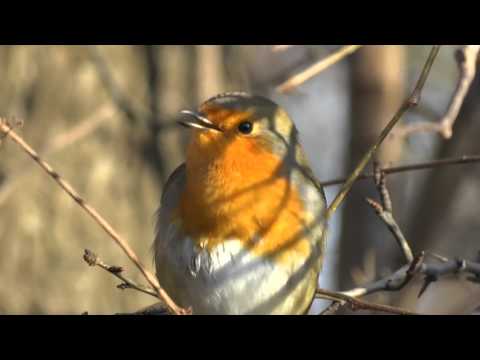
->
178, 110, 222, 132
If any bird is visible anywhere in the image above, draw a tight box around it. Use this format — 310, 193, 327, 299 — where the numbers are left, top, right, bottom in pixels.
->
153, 92, 327, 314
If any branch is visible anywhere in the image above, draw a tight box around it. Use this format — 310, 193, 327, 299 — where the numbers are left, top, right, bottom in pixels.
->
319, 155, 480, 314
340, 254, 480, 300
276, 45, 363, 93
83, 249, 158, 298
0, 119, 188, 315
396, 45, 480, 139
366, 163, 414, 263
321, 172, 480, 314
320, 154, 480, 187
0, 105, 115, 206
326, 45, 441, 219
315, 288, 418, 315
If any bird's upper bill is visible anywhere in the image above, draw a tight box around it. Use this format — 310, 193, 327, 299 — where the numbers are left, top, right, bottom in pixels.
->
178, 110, 223, 132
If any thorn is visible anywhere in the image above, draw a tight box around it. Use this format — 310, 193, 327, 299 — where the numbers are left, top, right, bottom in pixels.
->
418, 274, 437, 298
455, 258, 467, 272
425, 251, 449, 263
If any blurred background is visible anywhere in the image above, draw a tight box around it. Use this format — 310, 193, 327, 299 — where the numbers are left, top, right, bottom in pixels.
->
0, 45, 479, 314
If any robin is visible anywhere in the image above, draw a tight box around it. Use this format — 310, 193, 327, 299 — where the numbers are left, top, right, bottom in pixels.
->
153, 92, 327, 314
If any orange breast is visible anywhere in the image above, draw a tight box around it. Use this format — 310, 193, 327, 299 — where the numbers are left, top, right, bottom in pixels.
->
177, 131, 311, 266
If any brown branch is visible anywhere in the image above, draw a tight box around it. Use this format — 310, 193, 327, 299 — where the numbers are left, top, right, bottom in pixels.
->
320, 154, 480, 314
315, 288, 418, 315
328, 170, 480, 310
0, 119, 188, 315
0, 105, 115, 206
319, 154, 480, 187
276, 45, 363, 93
326, 45, 441, 219
366, 163, 414, 263
319, 301, 342, 315
396, 45, 480, 139
83, 249, 158, 298
340, 253, 480, 301
366, 198, 414, 263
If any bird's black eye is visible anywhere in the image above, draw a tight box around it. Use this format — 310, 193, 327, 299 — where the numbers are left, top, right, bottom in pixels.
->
238, 121, 253, 134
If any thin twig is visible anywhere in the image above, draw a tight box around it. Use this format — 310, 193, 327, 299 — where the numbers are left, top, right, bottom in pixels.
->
0, 119, 188, 315
366, 164, 414, 263
373, 162, 392, 213
315, 288, 418, 315
83, 249, 158, 298
320, 154, 480, 187
319, 301, 342, 315
0, 105, 115, 206
276, 45, 362, 93
396, 45, 480, 139
339, 253, 480, 300
332, 162, 480, 307
326, 46, 441, 219
366, 198, 414, 263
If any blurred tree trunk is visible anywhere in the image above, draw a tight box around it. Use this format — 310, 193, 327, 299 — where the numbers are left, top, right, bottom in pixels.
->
151, 45, 196, 182
195, 45, 226, 100
337, 46, 407, 295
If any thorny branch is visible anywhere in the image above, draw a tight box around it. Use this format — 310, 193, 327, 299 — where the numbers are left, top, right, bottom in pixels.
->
396, 45, 480, 139
337, 253, 480, 300
366, 164, 414, 263
326, 45, 441, 220
0, 119, 188, 315
276, 45, 363, 93
318, 163, 480, 315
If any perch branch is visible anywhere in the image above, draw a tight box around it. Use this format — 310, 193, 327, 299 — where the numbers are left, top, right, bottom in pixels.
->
320, 251, 480, 314
396, 45, 480, 139
340, 254, 480, 299
315, 288, 418, 315
326, 45, 441, 219
0, 119, 188, 315
276, 45, 362, 93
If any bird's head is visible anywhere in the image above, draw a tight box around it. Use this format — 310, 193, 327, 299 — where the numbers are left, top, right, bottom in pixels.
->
178, 92, 299, 165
